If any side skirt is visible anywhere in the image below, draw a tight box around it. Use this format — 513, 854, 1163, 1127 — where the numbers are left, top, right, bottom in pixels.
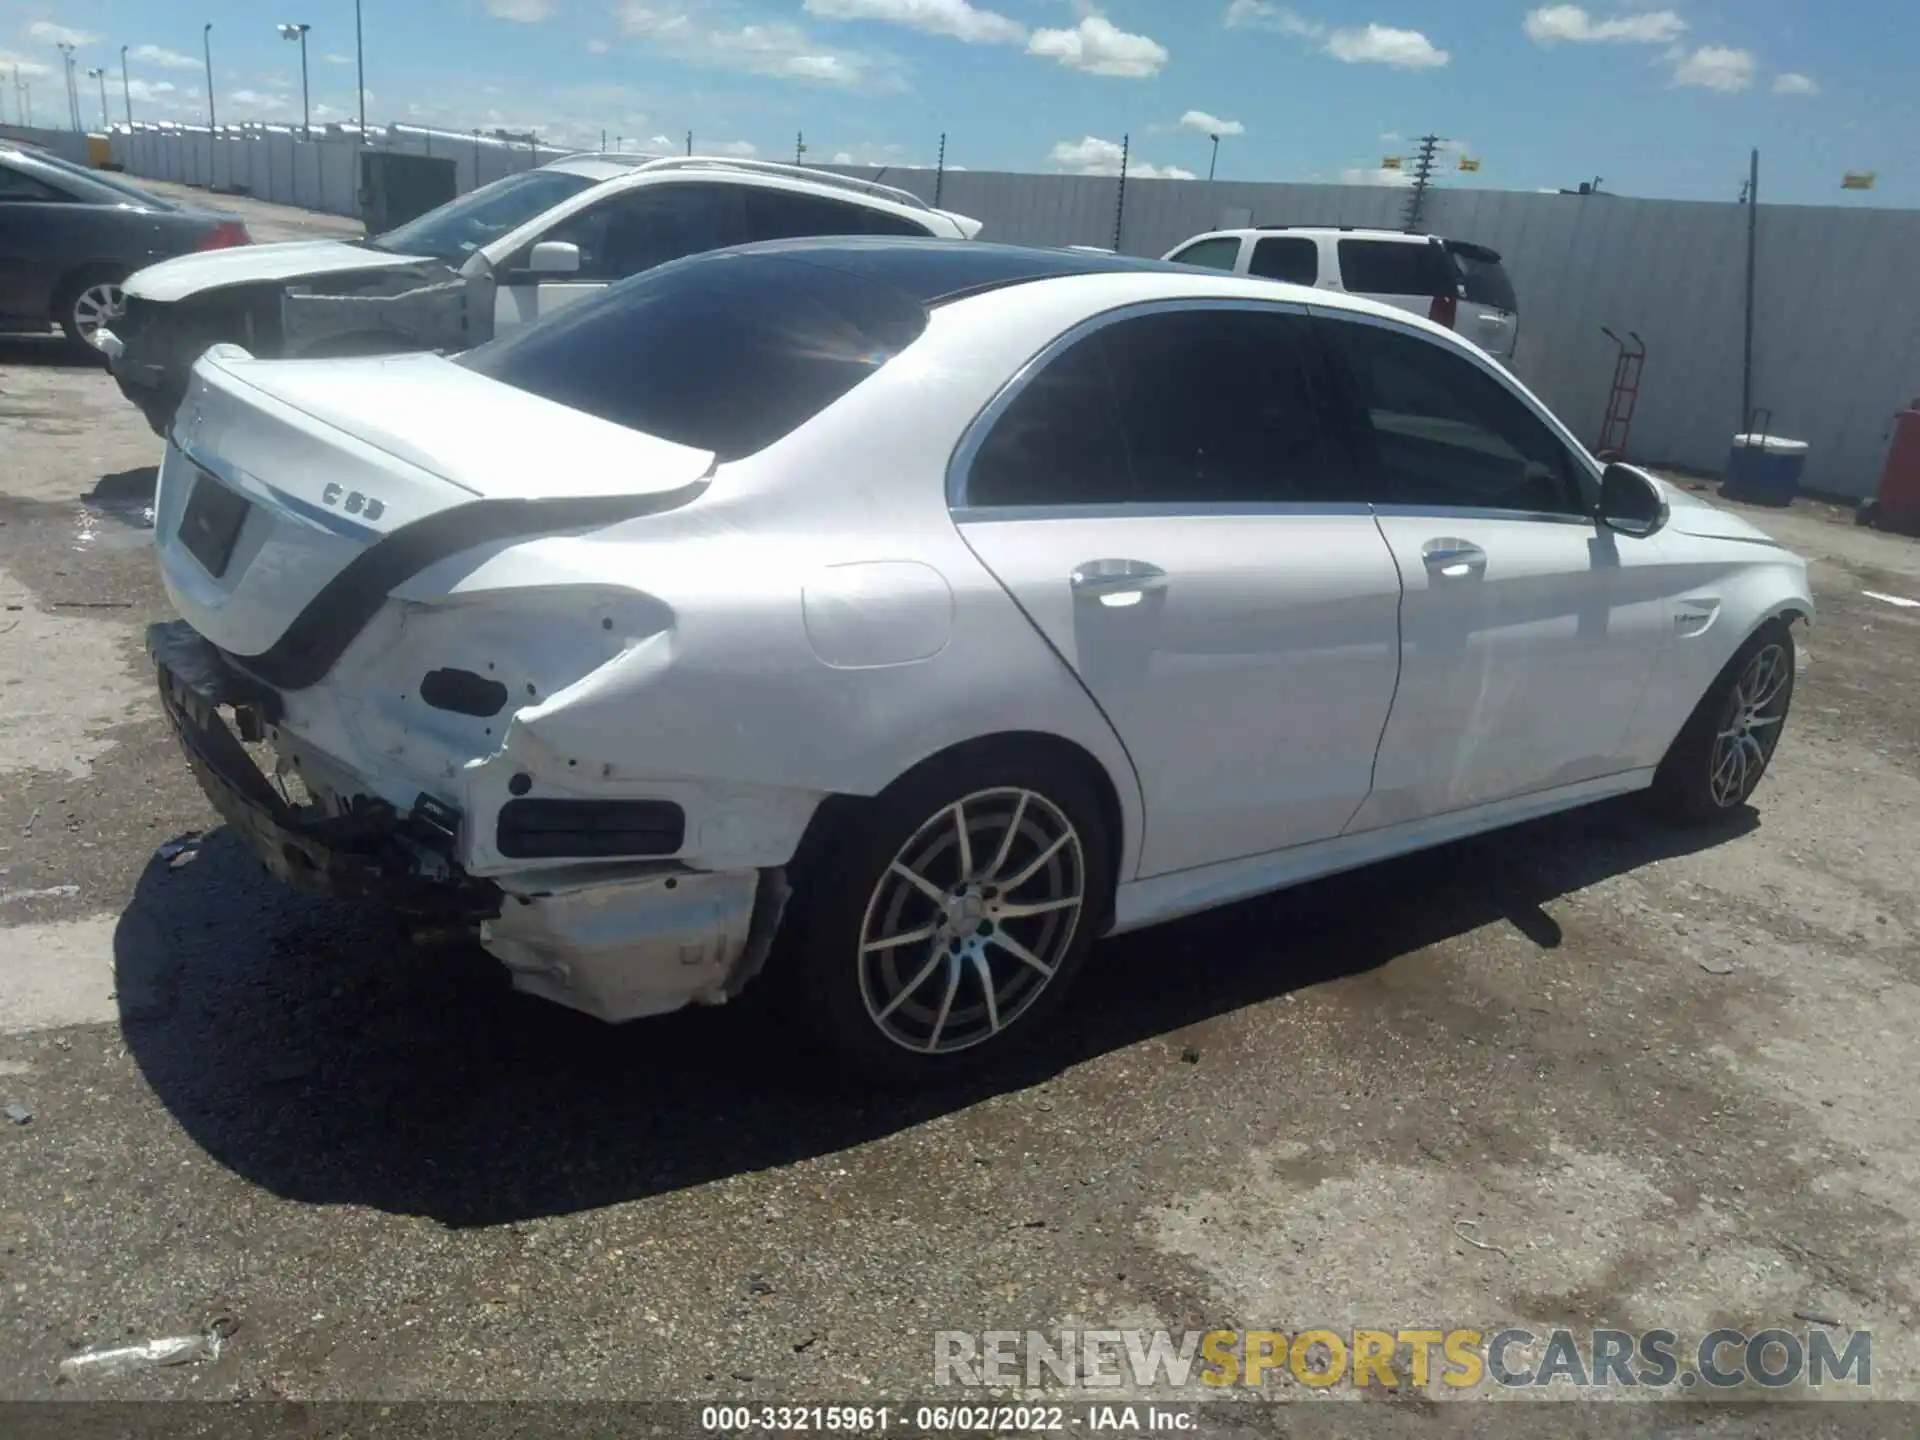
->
1109, 768, 1657, 935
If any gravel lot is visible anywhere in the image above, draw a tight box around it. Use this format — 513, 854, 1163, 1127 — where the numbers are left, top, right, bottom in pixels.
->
1, 183, 1918, 1411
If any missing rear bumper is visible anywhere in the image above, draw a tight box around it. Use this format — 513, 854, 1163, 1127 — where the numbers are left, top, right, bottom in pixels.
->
149, 617, 792, 1020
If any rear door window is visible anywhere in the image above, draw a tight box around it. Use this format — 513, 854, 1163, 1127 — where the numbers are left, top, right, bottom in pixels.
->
458, 250, 928, 460
742, 186, 935, 240
966, 306, 1345, 508
1167, 236, 1242, 271
1335, 239, 1454, 297
0, 163, 72, 202
1248, 236, 1319, 284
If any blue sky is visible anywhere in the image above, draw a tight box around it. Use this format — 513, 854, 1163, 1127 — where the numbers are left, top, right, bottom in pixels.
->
3, 0, 1912, 205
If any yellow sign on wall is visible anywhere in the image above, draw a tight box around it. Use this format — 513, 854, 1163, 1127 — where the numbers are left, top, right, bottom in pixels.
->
1458, 156, 1482, 172
1842, 171, 1875, 190
1380, 155, 1403, 170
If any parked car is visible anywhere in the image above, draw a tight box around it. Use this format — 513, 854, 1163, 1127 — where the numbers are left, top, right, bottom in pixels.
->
1163, 225, 1519, 361
102, 154, 982, 435
0, 142, 248, 353
146, 238, 1809, 1081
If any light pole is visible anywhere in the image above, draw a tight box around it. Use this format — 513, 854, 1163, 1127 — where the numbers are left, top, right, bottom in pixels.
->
86, 66, 108, 129
1208, 132, 1220, 181
202, 23, 216, 130
120, 44, 132, 126
56, 42, 77, 131
278, 23, 311, 136
354, 0, 366, 136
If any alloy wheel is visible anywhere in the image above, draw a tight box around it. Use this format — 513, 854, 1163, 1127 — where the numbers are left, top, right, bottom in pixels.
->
71, 282, 125, 348
1708, 642, 1791, 808
857, 787, 1086, 1055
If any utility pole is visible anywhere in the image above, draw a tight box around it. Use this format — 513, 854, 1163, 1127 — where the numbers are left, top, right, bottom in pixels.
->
86, 66, 108, 129
1112, 133, 1130, 251
354, 0, 365, 136
56, 43, 77, 131
1208, 132, 1220, 181
1401, 132, 1442, 232
795, 131, 805, 164
934, 131, 946, 206
685, 129, 692, 155
277, 24, 312, 138
1741, 147, 1760, 432
203, 24, 217, 130
120, 45, 132, 127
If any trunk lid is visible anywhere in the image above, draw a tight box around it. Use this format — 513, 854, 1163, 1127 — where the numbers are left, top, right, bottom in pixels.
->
156, 348, 714, 664
124, 240, 433, 304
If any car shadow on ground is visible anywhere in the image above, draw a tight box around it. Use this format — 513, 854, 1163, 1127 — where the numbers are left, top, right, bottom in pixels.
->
0, 334, 101, 368
115, 797, 1756, 1228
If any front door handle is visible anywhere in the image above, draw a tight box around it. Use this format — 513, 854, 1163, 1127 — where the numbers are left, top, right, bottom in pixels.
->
1421, 539, 1487, 577
1071, 558, 1168, 599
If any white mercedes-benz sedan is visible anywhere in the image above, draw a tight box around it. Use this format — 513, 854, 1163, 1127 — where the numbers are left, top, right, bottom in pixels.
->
146, 238, 1812, 1080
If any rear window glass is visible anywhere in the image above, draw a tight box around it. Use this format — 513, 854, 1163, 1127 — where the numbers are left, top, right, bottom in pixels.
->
1336, 239, 1454, 297
1446, 242, 1518, 311
456, 251, 928, 461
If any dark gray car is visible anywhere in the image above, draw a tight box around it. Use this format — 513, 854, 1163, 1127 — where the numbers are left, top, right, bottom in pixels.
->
0, 143, 249, 353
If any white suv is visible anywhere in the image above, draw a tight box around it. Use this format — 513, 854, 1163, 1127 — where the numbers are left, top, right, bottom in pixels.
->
107, 155, 982, 433
1163, 226, 1518, 362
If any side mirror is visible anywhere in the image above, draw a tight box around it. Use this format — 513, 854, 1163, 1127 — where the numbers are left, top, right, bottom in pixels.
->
1598, 462, 1668, 537
526, 240, 581, 275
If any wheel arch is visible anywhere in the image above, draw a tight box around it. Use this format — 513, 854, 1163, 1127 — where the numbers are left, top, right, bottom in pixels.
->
48, 260, 127, 321
788, 729, 1130, 933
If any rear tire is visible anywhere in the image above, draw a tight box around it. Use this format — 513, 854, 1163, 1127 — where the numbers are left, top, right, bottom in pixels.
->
775, 745, 1115, 1086
1650, 619, 1796, 823
54, 268, 127, 357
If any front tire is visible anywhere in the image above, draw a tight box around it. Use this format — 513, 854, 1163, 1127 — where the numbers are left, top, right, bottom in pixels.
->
778, 747, 1114, 1084
1651, 619, 1796, 823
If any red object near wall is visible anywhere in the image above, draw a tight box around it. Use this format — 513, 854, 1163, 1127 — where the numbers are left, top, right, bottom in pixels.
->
1870, 399, 1920, 535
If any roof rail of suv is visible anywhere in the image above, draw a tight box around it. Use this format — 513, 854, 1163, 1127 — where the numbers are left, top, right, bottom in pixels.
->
1253, 224, 1436, 237
630, 155, 935, 213
552, 149, 671, 167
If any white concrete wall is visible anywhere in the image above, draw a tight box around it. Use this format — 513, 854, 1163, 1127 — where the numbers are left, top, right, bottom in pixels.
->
827, 166, 1920, 498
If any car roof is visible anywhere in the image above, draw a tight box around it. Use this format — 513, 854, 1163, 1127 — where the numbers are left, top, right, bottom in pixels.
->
540, 155, 651, 181
1213, 226, 1437, 242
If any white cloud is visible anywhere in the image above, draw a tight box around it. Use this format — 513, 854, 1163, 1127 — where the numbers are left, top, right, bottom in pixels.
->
126, 79, 178, 102
229, 89, 286, 109
1523, 6, 1686, 45
1230, 7, 1445, 69
1224, 1, 1321, 37
803, 0, 1025, 45
27, 20, 99, 46
1049, 135, 1193, 179
616, 2, 886, 87
586, 37, 611, 53
1179, 109, 1244, 137
1772, 71, 1818, 96
833, 149, 855, 163
1028, 13, 1167, 78
321, 52, 355, 65
486, 0, 557, 20
1671, 44, 1755, 92
710, 138, 757, 157
1379, 130, 1401, 142
1341, 164, 1414, 187
0, 47, 53, 77
129, 44, 200, 70
1325, 23, 1447, 68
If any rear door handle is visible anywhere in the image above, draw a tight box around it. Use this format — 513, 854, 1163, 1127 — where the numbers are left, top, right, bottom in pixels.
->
1421, 539, 1487, 576
1071, 559, 1168, 598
